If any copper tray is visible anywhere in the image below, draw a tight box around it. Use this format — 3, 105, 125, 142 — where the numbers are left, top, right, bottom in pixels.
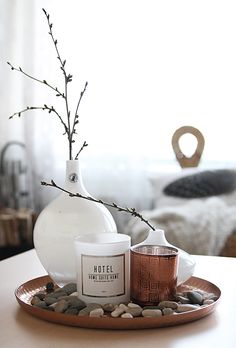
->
15, 275, 221, 330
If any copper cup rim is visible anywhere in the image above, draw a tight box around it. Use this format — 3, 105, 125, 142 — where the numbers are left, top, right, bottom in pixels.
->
130, 244, 178, 257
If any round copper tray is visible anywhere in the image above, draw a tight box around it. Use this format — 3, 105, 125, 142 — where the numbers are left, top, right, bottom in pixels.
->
15, 275, 221, 330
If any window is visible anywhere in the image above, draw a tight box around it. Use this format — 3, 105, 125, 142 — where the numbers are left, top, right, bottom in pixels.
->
33, 0, 236, 165
2, 0, 236, 218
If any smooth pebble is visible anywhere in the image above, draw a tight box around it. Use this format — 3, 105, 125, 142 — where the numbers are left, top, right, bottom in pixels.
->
31, 281, 217, 320
54, 299, 69, 313
44, 297, 58, 305
111, 305, 127, 318
60, 296, 86, 310
158, 301, 178, 309
89, 308, 104, 317
33, 300, 48, 309
186, 291, 203, 305
121, 313, 133, 318
175, 295, 191, 304
45, 291, 67, 299
177, 304, 200, 313
61, 283, 77, 295
126, 307, 143, 317
162, 308, 174, 316
78, 303, 102, 316
34, 292, 46, 300
65, 308, 79, 315
70, 292, 79, 297
142, 309, 162, 317
31, 296, 42, 305
127, 303, 141, 308
203, 299, 215, 305
102, 303, 116, 312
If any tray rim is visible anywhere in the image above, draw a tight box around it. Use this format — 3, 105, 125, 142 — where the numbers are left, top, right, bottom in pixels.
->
15, 275, 221, 330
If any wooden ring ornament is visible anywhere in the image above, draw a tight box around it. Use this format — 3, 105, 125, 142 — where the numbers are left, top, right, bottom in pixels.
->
172, 126, 205, 168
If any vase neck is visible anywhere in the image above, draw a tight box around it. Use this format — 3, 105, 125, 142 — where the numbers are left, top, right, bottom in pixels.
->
144, 229, 168, 245
64, 160, 87, 194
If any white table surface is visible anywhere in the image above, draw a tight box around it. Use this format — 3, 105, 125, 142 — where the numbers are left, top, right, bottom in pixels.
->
0, 250, 235, 348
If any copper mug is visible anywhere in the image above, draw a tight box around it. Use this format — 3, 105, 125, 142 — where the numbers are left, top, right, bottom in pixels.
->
130, 245, 178, 306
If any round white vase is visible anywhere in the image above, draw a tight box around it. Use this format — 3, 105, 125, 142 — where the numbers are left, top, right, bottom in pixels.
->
133, 229, 196, 285
33, 160, 117, 286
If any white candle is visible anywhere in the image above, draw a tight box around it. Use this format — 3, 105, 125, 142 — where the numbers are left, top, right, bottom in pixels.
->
74, 233, 130, 304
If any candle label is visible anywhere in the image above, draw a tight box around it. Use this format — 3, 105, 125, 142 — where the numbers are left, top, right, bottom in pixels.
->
81, 254, 125, 297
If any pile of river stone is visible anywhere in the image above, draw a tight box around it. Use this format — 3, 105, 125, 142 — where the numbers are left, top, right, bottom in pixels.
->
31, 282, 218, 318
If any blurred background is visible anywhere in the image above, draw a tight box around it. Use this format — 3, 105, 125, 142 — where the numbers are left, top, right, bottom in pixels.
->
1, 0, 236, 258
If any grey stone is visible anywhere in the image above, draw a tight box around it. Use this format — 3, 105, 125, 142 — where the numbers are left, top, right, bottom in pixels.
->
158, 301, 178, 309
60, 296, 86, 310
102, 303, 116, 312
54, 299, 69, 313
203, 299, 215, 305
34, 292, 46, 300
45, 291, 67, 299
33, 301, 48, 309
186, 291, 203, 305
142, 309, 162, 317
70, 292, 79, 297
49, 302, 58, 309
203, 293, 218, 301
175, 295, 191, 304
61, 283, 77, 295
44, 297, 59, 305
125, 306, 142, 317
176, 304, 200, 313
65, 308, 79, 315
54, 287, 65, 293
127, 303, 141, 308
78, 303, 102, 316
31, 296, 42, 305
162, 308, 174, 316
89, 308, 104, 317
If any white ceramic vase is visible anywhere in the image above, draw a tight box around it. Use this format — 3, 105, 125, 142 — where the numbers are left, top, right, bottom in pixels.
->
134, 229, 196, 285
33, 160, 117, 286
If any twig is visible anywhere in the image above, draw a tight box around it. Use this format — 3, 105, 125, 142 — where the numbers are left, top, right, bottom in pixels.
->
73, 81, 88, 126
7, 62, 64, 98
42, 9, 68, 80
42, 8, 88, 159
71, 81, 88, 141
42, 8, 72, 159
9, 105, 68, 135
75, 141, 88, 160
9, 8, 88, 160
41, 180, 156, 231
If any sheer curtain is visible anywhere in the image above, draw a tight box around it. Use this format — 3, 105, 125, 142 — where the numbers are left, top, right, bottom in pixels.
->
1, 0, 236, 230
